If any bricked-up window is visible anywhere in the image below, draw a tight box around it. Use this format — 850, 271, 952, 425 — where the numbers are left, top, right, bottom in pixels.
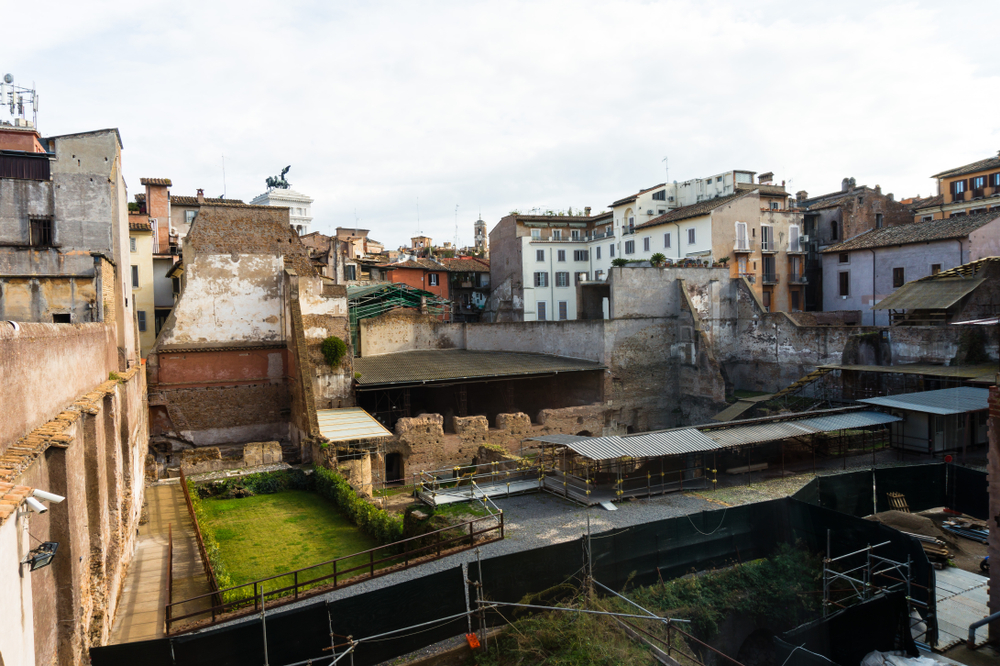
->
428, 273, 439, 286
624, 240, 635, 255
558, 301, 568, 320
536, 249, 545, 262
131, 265, 139, 289
839, 271, 850, 297
537, 301, 547, 321
892, 267, 904, 288
574, 250, 588, 261
555, 272, 570, 287
137, 310, 147, 332
29, 217, 53, 246
533, 272, 549, 287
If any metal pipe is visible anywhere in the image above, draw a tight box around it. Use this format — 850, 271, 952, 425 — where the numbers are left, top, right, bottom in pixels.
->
967, 610, 1000, 649
479, 599, 690, 623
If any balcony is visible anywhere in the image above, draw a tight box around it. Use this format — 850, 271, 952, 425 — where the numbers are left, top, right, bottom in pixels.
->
733, 238, 756, 253
738, 272, 756, 284
760, 240, 777, 254
788, 273, 808, 284
952, 190, 966, 203
762, 273, 780, 285
972, 188, 985, 200
786, 240, 807, 254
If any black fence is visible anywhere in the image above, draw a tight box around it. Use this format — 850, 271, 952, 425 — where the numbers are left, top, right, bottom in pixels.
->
791, 462, 988, 520
94, 496, 933, 666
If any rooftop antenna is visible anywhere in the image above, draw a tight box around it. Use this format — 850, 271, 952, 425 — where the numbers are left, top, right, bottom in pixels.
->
0, 74, 39, 129
662, 156, 669, 183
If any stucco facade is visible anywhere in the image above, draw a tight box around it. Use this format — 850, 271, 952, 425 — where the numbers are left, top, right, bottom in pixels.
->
128, 220, 156, 355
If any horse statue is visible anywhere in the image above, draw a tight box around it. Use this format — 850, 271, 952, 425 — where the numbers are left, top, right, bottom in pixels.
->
266, 165, 291, 190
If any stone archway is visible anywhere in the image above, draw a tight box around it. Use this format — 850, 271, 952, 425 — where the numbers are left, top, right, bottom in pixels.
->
576, 430, 592, 437
385, 452, 403, 484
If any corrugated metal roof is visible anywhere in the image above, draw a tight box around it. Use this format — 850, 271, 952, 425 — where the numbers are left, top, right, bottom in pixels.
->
354, 350, 605, 388
793, 411, 901, 431
619, 429, 721, 456
527, 434, 591, 445
858, 387, 989, 415
872, 278, 984, 311
316, 407, 393, 442
704, 421, 818, 448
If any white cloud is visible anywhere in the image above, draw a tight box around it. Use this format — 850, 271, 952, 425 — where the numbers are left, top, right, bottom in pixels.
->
10, 0, 999, 248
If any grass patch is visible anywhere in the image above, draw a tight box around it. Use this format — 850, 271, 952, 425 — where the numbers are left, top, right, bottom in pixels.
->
197, 490, 382, 594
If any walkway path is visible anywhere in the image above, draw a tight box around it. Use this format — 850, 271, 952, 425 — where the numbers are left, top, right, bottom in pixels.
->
110, 482, 212, 643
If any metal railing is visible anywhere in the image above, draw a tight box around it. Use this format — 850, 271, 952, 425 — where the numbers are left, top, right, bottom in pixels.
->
762, 273, 780, 285
164, 523, 173, 634
178, 467, 220, 606
165, 512, 503, 633
415, 460, 540, 494
787, 240, 806, 253
788, 273, 808, 284
733, 238, 756, 252
760, 240, 777, 253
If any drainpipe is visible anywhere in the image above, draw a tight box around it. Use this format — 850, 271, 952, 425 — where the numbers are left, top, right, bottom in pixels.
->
869, 249, 877, 327
968, 610, 1000, 648
672, 222, 682, 260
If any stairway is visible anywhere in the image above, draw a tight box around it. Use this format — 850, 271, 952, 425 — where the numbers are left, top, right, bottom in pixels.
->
770, 367, 833, 401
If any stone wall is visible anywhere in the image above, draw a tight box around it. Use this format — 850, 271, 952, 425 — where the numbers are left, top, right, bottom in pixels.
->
988, 384, 999, 642
0, 322, 117, 455
0, 363, 147, 666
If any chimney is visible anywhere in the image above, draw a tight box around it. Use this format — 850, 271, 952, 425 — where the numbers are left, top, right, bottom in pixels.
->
796, 190, 808, 203
842, 178, 850, 192
758, 172, 774, 184
196, 188, 205, 203
584, 206, 591, 217
874, 185, 881, 195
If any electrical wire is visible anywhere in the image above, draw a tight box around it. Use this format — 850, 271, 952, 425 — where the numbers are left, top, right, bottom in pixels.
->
685, 507, 729, 535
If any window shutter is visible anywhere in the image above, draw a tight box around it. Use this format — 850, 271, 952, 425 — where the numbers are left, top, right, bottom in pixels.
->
950, 181, 955, 195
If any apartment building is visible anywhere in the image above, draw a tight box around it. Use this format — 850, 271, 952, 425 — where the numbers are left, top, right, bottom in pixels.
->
913, 152, 1000, 222
128, 217, 156, 355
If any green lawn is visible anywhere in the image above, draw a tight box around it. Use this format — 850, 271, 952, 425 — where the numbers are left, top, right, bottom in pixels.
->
198, 490, 381, 593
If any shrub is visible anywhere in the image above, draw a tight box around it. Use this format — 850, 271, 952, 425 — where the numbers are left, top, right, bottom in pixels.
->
187, 480, 236, 595
650, 252, 667, 267
321, 336, 348, 367
313, 466, 404, 545
196, 469, 312, 499
611, 258, 629, 267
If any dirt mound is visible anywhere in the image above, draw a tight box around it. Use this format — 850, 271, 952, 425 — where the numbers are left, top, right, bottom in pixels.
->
866, 510, 960, 550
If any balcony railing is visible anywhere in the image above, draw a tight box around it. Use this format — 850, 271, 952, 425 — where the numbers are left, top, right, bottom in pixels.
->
738, 272, 756, 283
733, 238, 756, 252
786, 240, 807, 254
952, 190, 966, 202
788, 273, 808, 284
972, 188, 985, 199
760, 240, 777, 253
762, 273, 780, 285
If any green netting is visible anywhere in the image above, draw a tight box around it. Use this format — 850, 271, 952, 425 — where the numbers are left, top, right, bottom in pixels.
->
348, 283, 451, 350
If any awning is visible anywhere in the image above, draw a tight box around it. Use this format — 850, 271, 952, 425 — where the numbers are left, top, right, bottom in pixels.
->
858, 387, 989, 416
316, 407, 392, 442
872, 278, 984, 311
354, 349, 605, 389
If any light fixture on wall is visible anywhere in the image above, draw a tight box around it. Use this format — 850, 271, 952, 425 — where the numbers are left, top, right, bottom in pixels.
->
21, 541, 59, 572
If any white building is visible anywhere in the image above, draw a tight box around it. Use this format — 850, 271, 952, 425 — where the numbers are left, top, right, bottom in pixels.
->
250, 187, 314, 235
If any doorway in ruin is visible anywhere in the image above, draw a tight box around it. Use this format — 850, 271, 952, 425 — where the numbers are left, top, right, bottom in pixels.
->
576, 431, 592, 437
385, 453, 403, 484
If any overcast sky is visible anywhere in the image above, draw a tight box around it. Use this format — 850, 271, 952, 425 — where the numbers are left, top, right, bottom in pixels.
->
9, 0, 999, 249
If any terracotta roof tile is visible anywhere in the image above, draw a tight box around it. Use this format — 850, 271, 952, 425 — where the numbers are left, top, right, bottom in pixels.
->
931, 155, 1000, 179
439, 257, 490, 272
610, 183, 666, 208
133, 193, 245, 205
140, 177, 172, 186
821, 211, 1000, 253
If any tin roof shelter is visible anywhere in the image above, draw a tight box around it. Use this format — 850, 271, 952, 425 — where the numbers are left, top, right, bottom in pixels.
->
858, 387, 989, 454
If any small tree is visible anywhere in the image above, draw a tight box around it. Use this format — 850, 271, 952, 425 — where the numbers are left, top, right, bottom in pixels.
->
321, 336, 348, 367
650, 253, 667, 267
611, 257, 629, 267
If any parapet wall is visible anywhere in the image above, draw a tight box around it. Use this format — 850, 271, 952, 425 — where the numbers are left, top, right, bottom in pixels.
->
0, 322, 118, 455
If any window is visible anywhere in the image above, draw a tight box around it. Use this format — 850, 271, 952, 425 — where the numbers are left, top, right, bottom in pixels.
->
770, 201, 779, 210
839, 272, 850, 297
687, 228, 696, 244
185, 210, 196, 225
531, 228, 541, 240
533, 272, 549, 287
429, 273, 439, 286
131, 265, 139, 288
346, 264, 357, 281
931, 264, 941, 275
972, 176, 986, 190
791, 291, 800, 311
130, 237, 136, 252
596, 246, 601, 260
838, 253, 849, 264
664, 232, 671, 248
658, 209, 665, 215
595, 270, 605, 280
760, 225, 773, 251
573, 250, 589, 261
558, 301, 568, 320
571, 229, 580, 240
762, 290, 771, 311
652, 190, 666, 201
575, 272, 589, 285
609, 244, 615, 257
875, 213, 883, 228
52, 313, 71, 323
992, 173, 1000, 188
628, 217, 634, 231
624, 240, 635, 254
555, 272, 570, 287
831, 221, 839, 240
137, 310, 147, 332
643, 237, 650, 252
537, 301, 547, 321
735, 222, 748, 250
557, 250, 566, 262
536, 249, 545, 262
553, 229, 562, 240
892, 267, 904, 288
921, 216, 933, 222
29, 217, 53, 246
717, 176, 723, 183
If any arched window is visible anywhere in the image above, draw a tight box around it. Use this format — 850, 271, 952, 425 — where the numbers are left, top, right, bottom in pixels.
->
831, 220, 839, 240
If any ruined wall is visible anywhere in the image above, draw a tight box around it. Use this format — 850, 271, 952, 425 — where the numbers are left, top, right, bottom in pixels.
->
359, 309, 465, 357
0, 322, 117, 454
0, 362, 147, 666
297, 275, 354, 409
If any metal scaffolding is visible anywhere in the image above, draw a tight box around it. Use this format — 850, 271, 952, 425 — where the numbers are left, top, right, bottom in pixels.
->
347, 283, 451, 350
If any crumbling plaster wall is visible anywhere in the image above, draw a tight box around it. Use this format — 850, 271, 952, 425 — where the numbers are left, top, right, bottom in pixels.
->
0, 360, 147, 666
0, 322, 117, 455
298, 276, 354, 408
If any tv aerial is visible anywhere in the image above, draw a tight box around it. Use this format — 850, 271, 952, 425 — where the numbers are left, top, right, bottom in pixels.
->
0, 74, 39, 128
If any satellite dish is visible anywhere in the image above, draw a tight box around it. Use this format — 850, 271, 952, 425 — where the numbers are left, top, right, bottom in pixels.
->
3, 74, 12, 84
